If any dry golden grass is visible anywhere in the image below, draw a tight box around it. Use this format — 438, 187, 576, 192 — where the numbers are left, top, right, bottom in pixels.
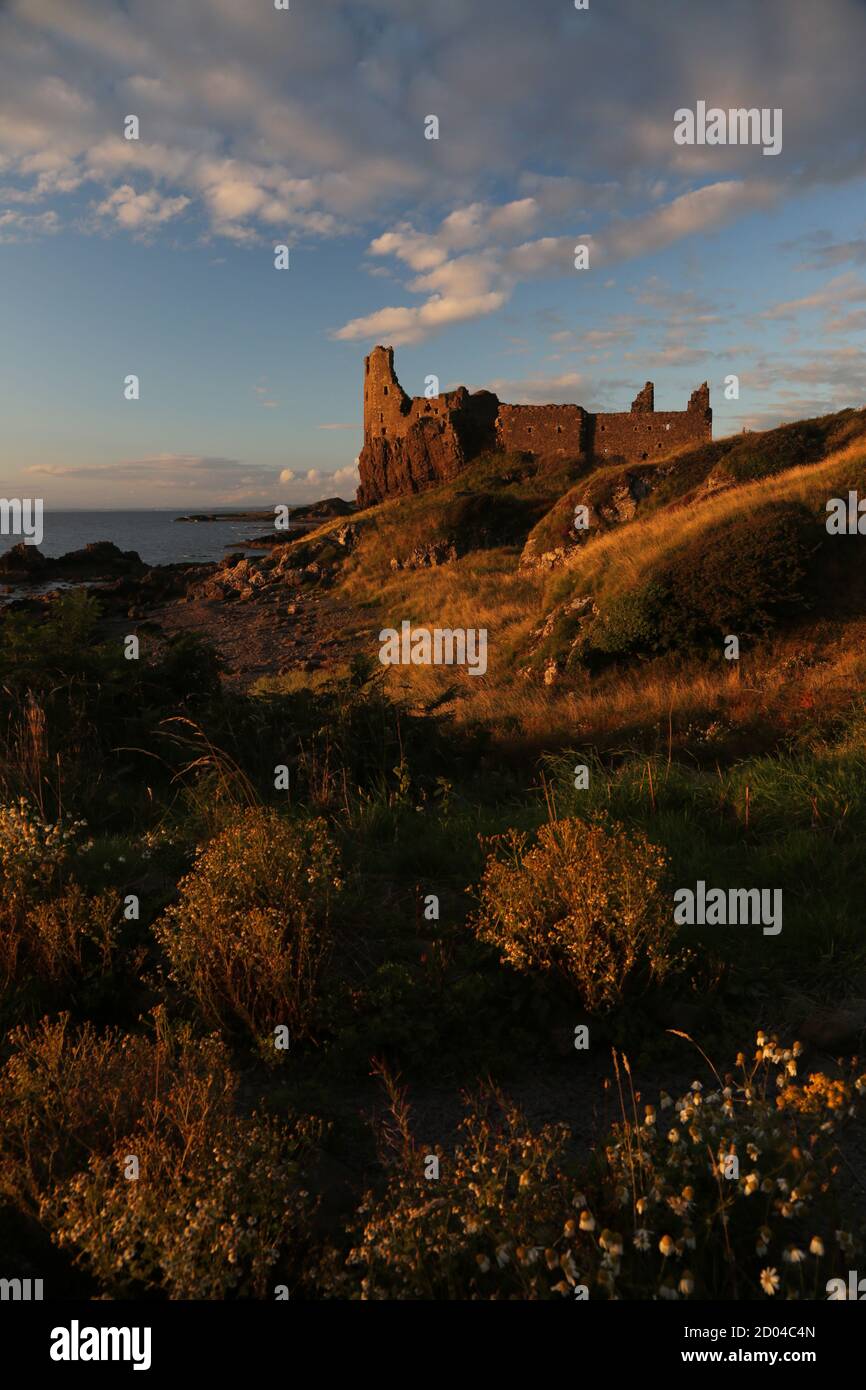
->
545, 435, 866, 605
287, 429, 866, 755
252, 662, 352, 695
379, 611, 866, 757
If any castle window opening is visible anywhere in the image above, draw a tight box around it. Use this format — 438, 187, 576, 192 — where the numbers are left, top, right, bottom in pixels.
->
383, 386, 389, 395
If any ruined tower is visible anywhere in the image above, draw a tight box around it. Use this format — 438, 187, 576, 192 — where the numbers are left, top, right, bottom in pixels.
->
358, 346, 498, 507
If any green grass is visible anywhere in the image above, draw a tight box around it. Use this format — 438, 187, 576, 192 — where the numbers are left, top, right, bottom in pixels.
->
544, 728, 866, 991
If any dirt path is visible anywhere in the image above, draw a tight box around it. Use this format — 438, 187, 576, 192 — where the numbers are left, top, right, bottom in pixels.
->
150, 583, 374, 690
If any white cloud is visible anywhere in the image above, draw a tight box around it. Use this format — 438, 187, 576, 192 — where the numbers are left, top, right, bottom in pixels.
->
26, 453, 249, 484
24, 453, 360, 504
0, 208, 60, 241
1, 0, 865, 277
758, 272, 866, 320
93, 183, 190, 232
334, 288, 508, 346
335, 181, 777, 345
480, 371, 587, 404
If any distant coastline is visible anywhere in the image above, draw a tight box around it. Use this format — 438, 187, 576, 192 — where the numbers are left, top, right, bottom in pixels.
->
175, 499, 354, 524
175, 511, 276, 523
0, 498, 356, 572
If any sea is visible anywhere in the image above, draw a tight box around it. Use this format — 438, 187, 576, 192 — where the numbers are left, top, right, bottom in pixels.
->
0, 509, 293, 568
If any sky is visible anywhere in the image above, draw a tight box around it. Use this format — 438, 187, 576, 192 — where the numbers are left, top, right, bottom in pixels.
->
1, 0, 865, 509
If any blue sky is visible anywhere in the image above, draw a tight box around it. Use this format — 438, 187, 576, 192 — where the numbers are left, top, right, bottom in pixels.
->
1, 0, 865, 507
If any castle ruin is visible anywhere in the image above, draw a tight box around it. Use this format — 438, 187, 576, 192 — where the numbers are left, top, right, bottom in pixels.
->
356, 345, 711, 507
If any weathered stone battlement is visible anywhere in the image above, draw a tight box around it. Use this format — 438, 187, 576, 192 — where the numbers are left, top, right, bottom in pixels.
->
356, 346, 711, 507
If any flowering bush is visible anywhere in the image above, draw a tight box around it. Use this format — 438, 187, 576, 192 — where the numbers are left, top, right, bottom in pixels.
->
0, 800, 117, 1010
324, 1035, 864, 1300
0, 1013, 177, 1215
472, 815, 678, 1010
577, 1036, 865, 1300
0, 1010, 321, 1298
154, 808, 342, 1048
0, 798, 87, 902
320, 1087, 575, 1300
46, 1095, 320, 1300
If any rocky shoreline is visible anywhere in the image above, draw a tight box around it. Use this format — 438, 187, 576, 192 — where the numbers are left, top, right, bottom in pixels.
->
0, 541, 213, 615
0, 526, 365, 690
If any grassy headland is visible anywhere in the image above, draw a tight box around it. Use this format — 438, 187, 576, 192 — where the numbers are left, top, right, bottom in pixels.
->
1, 408, 865, 1299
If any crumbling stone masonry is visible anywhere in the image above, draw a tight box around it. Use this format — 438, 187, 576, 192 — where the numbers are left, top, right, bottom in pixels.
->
356, 346, 712, 507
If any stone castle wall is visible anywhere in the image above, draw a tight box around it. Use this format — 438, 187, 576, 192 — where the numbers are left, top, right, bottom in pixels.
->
356, 346, 711, 507
588, 384, 712, 463
495, 403, 588, 457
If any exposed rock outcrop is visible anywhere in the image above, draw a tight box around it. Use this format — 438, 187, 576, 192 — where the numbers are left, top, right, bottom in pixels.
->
520, 465, 667, 572
0, 541, 145, 581
357, 347, 499, 506
389, 539, 459, 571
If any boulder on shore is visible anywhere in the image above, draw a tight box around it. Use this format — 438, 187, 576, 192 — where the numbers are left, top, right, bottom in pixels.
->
0, 540, 145, 581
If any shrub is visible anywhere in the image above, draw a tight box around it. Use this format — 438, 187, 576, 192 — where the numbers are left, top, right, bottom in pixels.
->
323, 1087, 574, 1299
144, 632, 223, 705
0, 883, 120, 1000
0, 591, 103, 687
712, 418, 838, 487
0, 801, 121, 1018
154, 807, 342, 1047
662, 501, 817, 640
0, 798, 87, 905
471, 815, 677, 1010
324, 1036, 865, 1300
589, 581, 669, 658
0, 1010, 320, 1297
440, 490, 536, 549
573, 1036, 866, 1301
588, 501, 818, 659
0, 1014, 167, 1214
45, 1072, 320, 1299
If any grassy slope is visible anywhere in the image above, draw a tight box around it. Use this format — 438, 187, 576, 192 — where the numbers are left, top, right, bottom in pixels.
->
268, 408, 866, 996
284, 409, 866, 750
